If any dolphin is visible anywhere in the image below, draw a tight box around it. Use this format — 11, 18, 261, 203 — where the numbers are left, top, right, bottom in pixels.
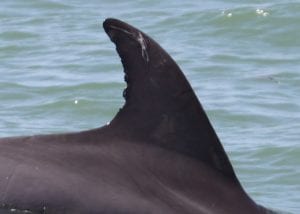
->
0, 18, 276, 214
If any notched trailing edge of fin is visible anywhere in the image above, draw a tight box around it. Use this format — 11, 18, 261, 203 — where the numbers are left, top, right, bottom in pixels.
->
103, 18, 241, 185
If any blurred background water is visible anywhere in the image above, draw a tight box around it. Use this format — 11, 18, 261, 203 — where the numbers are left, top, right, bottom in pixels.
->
0, 0, 299, 213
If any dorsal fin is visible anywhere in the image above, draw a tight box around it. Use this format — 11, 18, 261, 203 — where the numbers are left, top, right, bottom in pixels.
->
103, 18, 239, 184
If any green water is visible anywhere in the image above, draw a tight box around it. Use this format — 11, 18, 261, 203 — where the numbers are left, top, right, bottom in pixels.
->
0, 1, 299, 213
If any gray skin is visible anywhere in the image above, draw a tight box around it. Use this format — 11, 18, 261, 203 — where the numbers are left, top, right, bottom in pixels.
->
0, 18, 276, 214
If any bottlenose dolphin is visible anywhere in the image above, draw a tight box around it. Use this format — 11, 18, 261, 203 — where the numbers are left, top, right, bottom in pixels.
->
0, 18, 276, 214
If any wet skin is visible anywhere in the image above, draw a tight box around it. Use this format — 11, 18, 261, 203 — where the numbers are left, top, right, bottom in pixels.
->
0, 18, 275, 214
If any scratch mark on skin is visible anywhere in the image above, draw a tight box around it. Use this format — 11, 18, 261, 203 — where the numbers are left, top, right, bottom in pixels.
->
109, 25, 134, 37
150, 172, 210, 214
109, 25, 149, 62
1, 164, 19, 202
137, 32, 149, 62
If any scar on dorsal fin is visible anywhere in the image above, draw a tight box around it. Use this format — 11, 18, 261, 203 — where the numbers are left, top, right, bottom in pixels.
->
103, 18, 240, 184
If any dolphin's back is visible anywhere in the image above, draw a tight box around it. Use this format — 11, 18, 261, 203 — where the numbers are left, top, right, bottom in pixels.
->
0, 132, 270, 214
0, 18, 275, 213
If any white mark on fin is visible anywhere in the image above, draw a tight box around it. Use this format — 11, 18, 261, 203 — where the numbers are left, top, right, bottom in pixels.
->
109, 25, 133, 36
137, 32, 149, 62
110, 25, 149, 63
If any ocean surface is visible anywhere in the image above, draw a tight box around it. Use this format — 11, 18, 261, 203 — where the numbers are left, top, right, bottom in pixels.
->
0, 0, 299, 213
